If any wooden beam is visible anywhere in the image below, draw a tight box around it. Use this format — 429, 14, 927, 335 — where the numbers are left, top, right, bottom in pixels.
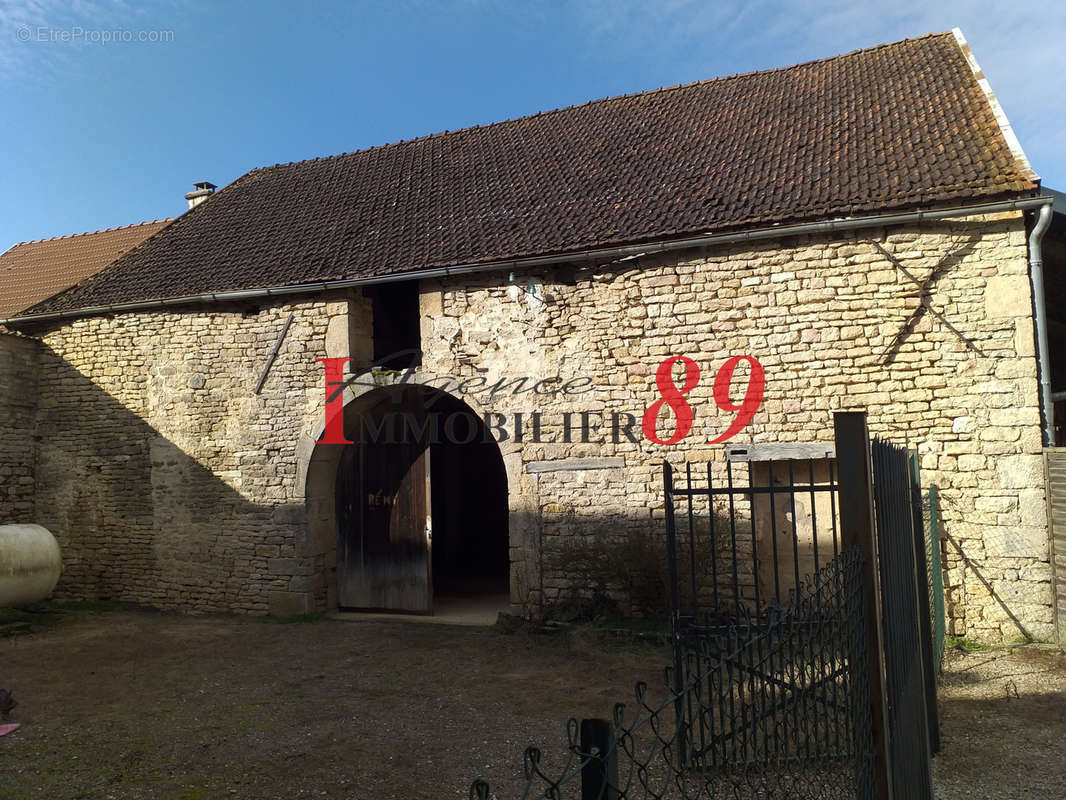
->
524, 457, 625, 474
725, 442, 835, 462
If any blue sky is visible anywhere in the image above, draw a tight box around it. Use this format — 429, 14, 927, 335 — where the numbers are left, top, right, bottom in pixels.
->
0, 0, 1063, 252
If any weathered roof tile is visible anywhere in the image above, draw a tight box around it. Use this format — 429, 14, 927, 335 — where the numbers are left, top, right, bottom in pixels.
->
0, 220, 172, 317
21, 32, 1036, 317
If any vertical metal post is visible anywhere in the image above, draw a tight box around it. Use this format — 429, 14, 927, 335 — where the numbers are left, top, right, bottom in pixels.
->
686, 462, 698, 620
928, 486, 946, 668
908, 453, 941, 754
580, 718, 619, 800
768, 460, 782, 604
833, 412, 893, 800
664, 462, 681, 634
726, 461, 740, 610
708, 465, 720, 615
663, 462, 687, 766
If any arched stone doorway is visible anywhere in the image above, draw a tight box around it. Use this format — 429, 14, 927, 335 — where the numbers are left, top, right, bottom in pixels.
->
303, 383, 509, 614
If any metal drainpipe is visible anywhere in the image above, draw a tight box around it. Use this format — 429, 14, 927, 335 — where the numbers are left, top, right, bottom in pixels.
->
1029, 202, 1055, 445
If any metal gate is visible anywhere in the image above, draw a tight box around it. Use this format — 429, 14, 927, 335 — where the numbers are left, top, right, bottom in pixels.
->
871, 440, 937, 795
662, 456, 876, 798
466, 413, 939, 799
657, 421, 939, 799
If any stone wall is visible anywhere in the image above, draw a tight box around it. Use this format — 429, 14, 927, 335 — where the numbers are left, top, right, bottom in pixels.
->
25, 298, 363, 614
0, 330, 40, 523
7, 211, 1053, 639
416, 212, 1052, 640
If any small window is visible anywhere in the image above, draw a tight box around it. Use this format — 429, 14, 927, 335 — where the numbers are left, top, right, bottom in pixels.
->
368, 281, 421, 370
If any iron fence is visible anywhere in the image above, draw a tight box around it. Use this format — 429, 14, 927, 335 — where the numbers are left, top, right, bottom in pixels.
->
467, 415, 939, 800
663, 458, 843, 631
872, 439, 935, 797
468, 548, 874, 800
676, 547, 875, 798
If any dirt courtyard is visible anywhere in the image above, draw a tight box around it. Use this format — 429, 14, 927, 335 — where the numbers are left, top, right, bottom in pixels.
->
0, 606, 666, 799
1, 606, 1064, 799
932, 643, 1066, 800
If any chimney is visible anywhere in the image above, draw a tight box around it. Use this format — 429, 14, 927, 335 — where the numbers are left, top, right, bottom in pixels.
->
184, 181, 217, 210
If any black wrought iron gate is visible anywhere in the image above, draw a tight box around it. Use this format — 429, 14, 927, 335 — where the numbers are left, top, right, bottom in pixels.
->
663, 450, 877, 798
466, 413, 939, 799
660, 415, 939, 800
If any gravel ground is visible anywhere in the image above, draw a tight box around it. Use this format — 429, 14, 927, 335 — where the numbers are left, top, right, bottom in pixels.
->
933, 642, 1066, 800
0, 607, 667, 799
2, 607, 1064, 799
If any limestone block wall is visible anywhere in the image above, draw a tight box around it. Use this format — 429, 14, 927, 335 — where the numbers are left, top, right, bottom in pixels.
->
26, 296, 367, 614
11, 211, 1052, 639
0, 331, 40, 523
419, 212, 1052, 640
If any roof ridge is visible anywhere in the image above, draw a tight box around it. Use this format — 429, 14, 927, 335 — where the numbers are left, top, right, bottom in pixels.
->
9, 218, 174, 249
11, 30, 1033, 322
250, 30, 956, 174
950, 26, 1038, 183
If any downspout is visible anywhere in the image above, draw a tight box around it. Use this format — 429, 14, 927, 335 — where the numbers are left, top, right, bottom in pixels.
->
1029, 202, 1055, 445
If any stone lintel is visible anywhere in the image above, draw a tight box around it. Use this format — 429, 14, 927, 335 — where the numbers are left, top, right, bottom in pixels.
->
726, 442, 836, 462
524, 457, 625, 474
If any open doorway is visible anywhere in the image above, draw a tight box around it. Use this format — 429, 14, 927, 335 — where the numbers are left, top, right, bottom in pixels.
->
427, 399, 509, 600
331, 385, 509, 614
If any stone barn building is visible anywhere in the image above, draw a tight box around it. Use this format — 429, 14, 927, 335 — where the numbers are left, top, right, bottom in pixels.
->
2, 31, 1064, 641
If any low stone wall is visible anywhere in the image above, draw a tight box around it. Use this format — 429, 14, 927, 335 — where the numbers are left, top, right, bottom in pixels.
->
0, 331, 40, 523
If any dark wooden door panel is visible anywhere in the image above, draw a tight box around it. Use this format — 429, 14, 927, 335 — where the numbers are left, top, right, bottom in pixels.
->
336, 429, 431, 612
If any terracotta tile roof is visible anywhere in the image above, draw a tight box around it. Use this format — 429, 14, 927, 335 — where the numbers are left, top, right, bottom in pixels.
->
0, 220, 172, 317
19, 32, 1038, 318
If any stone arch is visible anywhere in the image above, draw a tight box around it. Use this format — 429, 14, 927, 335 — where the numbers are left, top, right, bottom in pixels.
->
297, 375, 519, 612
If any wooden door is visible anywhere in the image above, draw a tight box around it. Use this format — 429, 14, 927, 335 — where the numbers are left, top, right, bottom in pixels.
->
336, 435, 432, 612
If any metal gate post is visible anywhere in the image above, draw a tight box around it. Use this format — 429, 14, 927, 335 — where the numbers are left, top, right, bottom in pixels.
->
908, 453, 941, 754
580, 718, 619, 800
833, 412, 893, 800
664, 462, 682, 638
662, 462, 688, 766
927, 486, 946, 669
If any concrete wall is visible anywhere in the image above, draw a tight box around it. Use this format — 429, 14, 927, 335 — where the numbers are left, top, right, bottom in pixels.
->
5, 211, 1053, 638
0, 331, 40, 523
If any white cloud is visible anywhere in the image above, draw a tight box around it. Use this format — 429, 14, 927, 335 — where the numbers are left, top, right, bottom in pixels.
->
0, 0, 179, 84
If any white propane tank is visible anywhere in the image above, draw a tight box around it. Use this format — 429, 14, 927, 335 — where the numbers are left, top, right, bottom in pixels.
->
0, 524, 62, 606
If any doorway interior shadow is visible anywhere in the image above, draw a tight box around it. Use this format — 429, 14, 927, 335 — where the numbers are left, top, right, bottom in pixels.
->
332, 384, 509, 614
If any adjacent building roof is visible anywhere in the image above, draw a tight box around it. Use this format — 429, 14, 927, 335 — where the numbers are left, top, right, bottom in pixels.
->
17, 31, 1039, 319
0, 220, 172, 317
